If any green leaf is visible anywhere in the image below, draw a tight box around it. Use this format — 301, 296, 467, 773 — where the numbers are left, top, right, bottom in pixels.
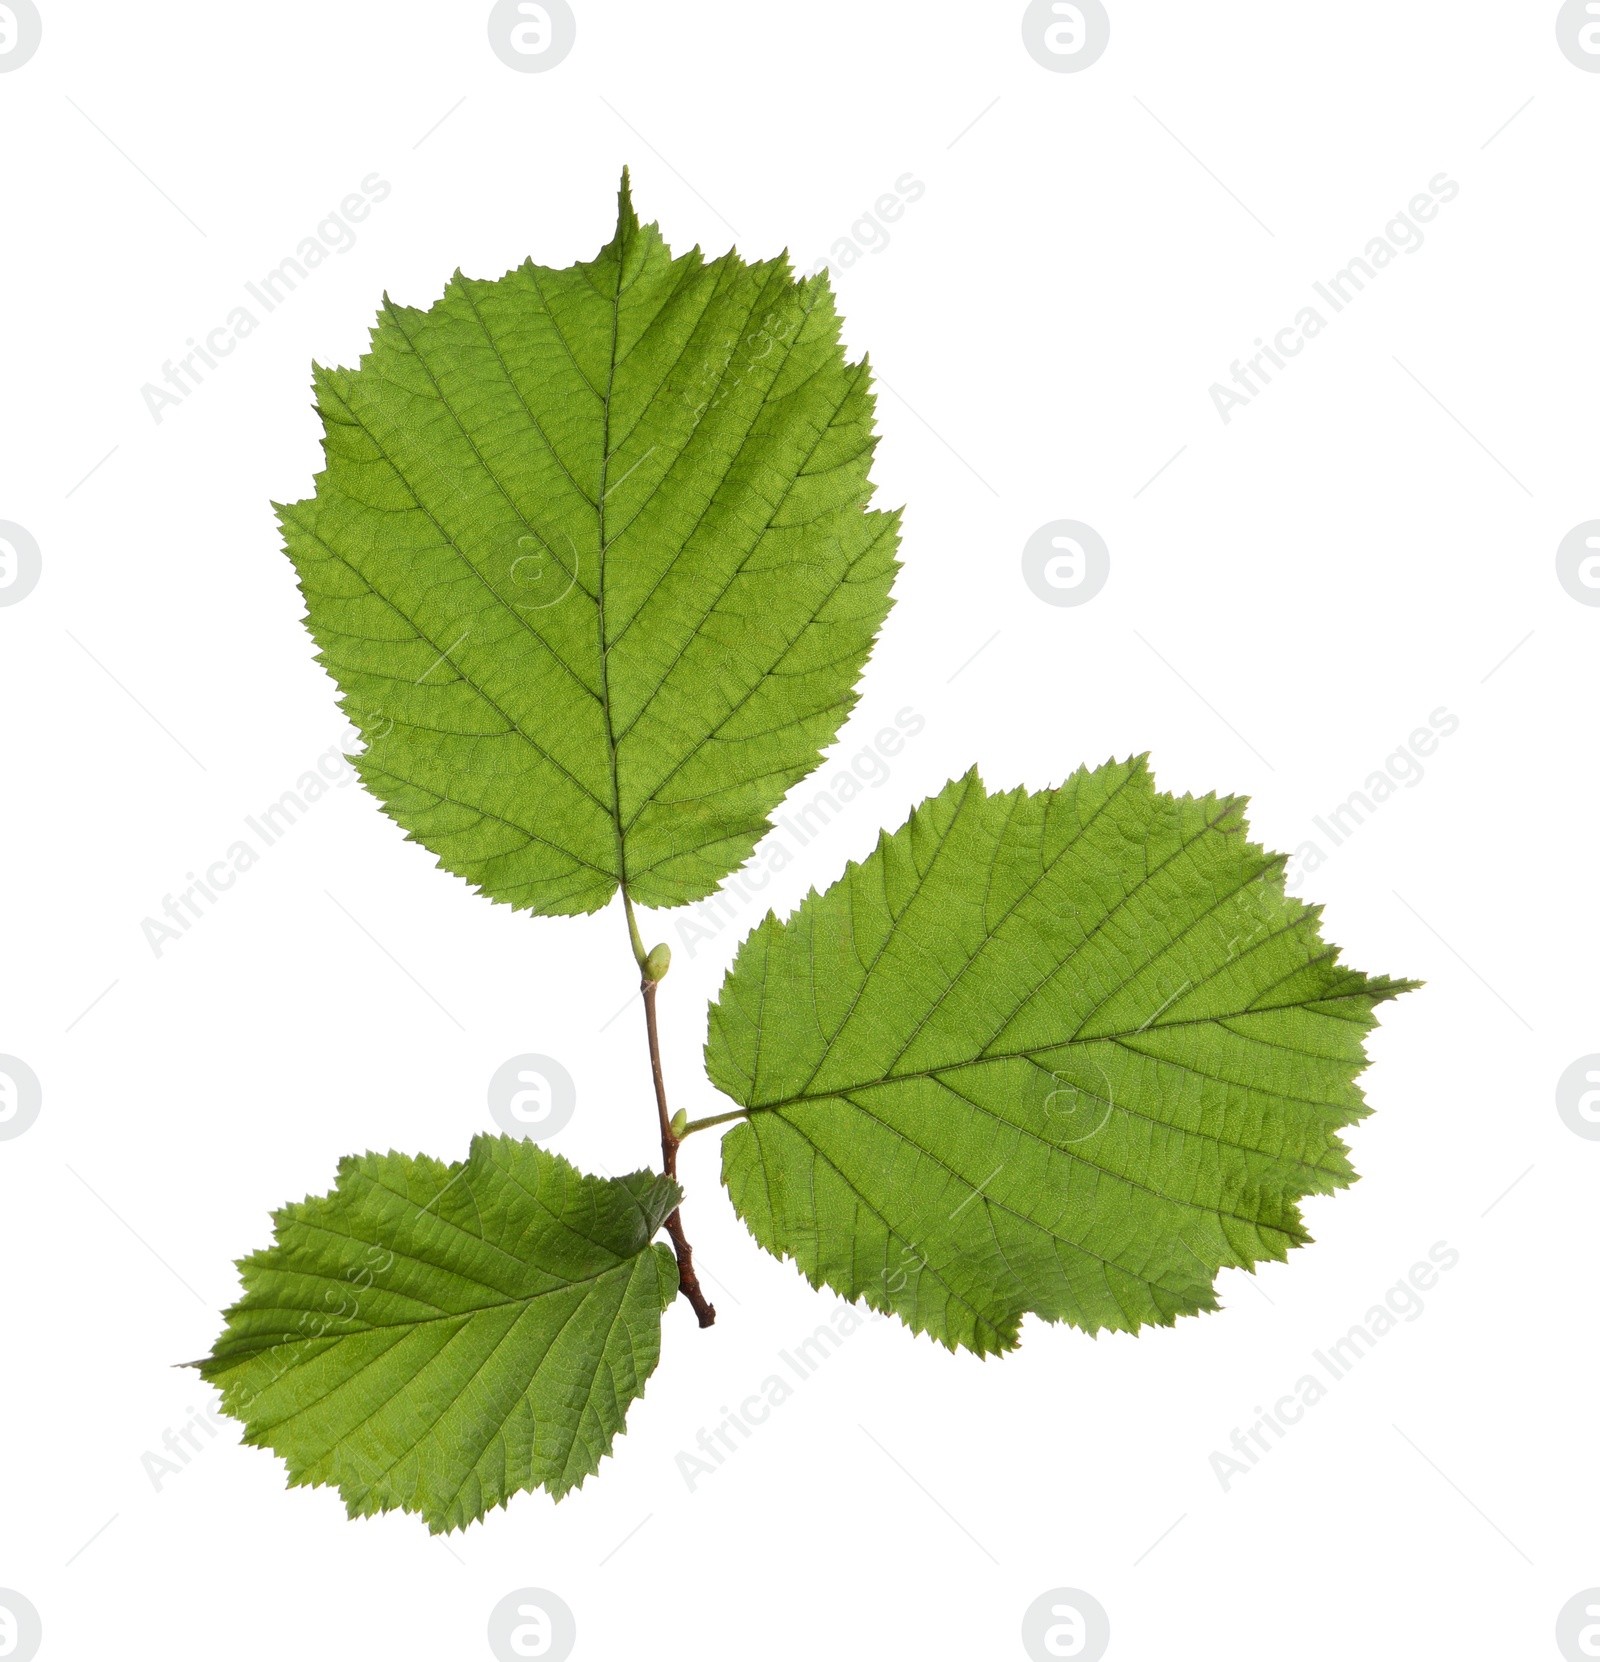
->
705, 759, 1416, 1357
280, 170, 900, 916
198, 1135, 680, 1533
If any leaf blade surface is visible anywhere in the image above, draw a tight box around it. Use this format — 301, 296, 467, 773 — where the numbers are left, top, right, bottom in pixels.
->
200, 1135, 680, 1532
707, 760, 1416, 1354
282, 175, 899, 914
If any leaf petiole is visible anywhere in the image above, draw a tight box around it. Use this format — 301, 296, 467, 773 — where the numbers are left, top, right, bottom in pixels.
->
622, 892, 648, 970
678, 1109, 750, 1138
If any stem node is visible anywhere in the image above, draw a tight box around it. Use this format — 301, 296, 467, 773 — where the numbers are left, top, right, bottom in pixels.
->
639, 966, 715, 1327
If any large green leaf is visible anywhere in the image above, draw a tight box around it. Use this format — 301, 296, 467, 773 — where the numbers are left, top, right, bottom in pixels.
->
279, 172, 899, 915
705, 759, 1416, 1356
198, 1136, 680, 1532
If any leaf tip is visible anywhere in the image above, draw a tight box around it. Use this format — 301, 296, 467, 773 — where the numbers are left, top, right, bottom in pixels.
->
616, 166, 638, 235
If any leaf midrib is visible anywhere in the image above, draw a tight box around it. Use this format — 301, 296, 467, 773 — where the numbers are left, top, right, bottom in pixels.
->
208, 1251, 648, 1363
739, 989, 1388, 1117
594, 228, 631, 898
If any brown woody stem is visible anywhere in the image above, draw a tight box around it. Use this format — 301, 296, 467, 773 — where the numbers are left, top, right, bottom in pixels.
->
639, 970, 716, 1328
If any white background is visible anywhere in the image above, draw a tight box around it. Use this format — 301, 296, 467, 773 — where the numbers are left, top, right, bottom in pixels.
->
1, 3, 1595, 1658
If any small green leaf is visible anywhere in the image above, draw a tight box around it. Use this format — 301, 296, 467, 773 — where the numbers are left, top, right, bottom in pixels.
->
705, 759, 1417, 1356
198, 1135, 680, 1533
281, 171, 899, 916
